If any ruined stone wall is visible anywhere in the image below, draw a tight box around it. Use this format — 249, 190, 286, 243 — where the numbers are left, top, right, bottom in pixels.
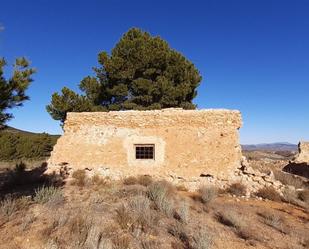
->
48, 109, 242, 179
294, 142, 309, 164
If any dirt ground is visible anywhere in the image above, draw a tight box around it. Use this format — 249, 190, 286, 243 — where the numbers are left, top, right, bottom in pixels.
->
0, 151, 308, 249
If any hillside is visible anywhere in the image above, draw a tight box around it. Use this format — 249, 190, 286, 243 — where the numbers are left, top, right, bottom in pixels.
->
242, 143, 297, 151
0, 126, 59, 161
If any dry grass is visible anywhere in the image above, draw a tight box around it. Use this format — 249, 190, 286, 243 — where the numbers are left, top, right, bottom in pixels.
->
177, 199, 189, 224
298, 189, 309, 203
115, 204, 132, 230
255, 186, 282, 202
192, 228, 213, 249
198, 186, 218, 204
123, 176, 138, 185
215, 209, 256, 240
140, 238, 161, 249
112, 235, 131, 249
226, 182, 247, 196
0, 196, 31, 220
147, 181, 175, 217
258, 210, 289, 234
71, 169, 87, 187
34, 186, 64, 206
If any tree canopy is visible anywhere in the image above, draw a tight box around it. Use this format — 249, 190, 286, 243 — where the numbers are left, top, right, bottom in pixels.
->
47, 28, 202, 125
0, 57, 36, 126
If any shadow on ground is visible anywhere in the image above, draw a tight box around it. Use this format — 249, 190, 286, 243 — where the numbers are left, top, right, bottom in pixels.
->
0, 162, 64, 199
283, 162, 309, 179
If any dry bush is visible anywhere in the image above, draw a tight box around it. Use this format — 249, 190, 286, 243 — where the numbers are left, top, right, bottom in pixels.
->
115, 204, 133, 230
282, 187, 300, 206
176, 200, 189, 224
215, 210, 255, 240
274, 171, 304, 189
258, 211, 288, 234
0, 196, 31, 219
68, 212, 94, 248
168, 222, 189, 245
71, 169, 87, 187
255, 186, 281, 202
226, 183, 247, 196
141, 238, 161, 249
192, 228, 213, 249
0, 196, 18, 218
147, 181, 175, 217
91, 174, 107, 187
112, 235, 131, 249
298, 190, 309, 203
128, 195, 158, 232
34, 186, 64, 206
123, 176, 138, 185
198, 186, 218, 204
20, 212, 36, 231
137, 175, 153, 186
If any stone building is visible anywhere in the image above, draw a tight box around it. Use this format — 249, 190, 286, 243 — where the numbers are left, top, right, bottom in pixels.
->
48, 109, 242, 180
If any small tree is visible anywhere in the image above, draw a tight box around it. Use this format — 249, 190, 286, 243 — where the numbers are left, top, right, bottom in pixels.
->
47, 28, 202, 125
0, 57, 36, 126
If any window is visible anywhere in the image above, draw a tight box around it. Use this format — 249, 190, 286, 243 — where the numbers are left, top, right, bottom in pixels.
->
135, 144, 155, 159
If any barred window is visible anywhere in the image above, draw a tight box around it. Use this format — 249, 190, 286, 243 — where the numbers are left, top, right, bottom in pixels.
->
135, 144, 155, 159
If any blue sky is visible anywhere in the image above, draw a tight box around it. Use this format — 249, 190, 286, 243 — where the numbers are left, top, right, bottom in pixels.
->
1, 0, 308, 144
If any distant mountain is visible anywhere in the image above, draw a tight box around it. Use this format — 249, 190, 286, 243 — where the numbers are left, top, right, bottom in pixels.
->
0, 126, 59, 137
242, 142, 298, 151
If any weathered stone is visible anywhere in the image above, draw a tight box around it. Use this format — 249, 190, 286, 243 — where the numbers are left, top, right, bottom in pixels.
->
48, 108, 242, 179
294, 141, 309, 163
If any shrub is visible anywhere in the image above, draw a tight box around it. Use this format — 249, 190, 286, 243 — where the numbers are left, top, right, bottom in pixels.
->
258, 211, 288, 234
177, 200, 189, 224
34, 186, 64, 205
128, 195, 158, 232
115, 204, 133, 230
255, 187, 281, 202
168, 222, 189, 244
141, 238, 160, 249
137, 175, 153, 186
123, 176, 138, 185
0, 196, 18, 218
192, 228, 213, 249
112, 235, 131, 249
71, 169, 86, 187
298, 190, 309, 203
20, 212, 36, 231
147, 181, 175, 217
91, 174, 107, 187
68, 213, 94, 247
282, 187, 299, 204
226, 183, 247, 196
215, 210, 255, 240
198, 186, 218, 204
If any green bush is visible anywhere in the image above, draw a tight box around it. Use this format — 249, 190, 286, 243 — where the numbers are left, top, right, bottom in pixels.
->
0, 130, 58, 160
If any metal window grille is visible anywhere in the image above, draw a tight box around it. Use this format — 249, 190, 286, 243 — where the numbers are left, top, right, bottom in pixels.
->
135, 144, 155, 159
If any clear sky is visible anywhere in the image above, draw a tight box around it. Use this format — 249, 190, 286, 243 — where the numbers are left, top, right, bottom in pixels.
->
1, 0, 308, 144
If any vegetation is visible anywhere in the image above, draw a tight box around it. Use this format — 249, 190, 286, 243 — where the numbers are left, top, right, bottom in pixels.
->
198, 186, 218, 204
0, 127, 58, 161
0, 57, 36, 126
255, 186, 282, 202
226, 182, 247, 196
47, 28, 202, 125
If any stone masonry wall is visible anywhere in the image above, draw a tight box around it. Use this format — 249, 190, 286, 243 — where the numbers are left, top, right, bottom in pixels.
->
48, 108, 242, 180
294, 142, 309, 164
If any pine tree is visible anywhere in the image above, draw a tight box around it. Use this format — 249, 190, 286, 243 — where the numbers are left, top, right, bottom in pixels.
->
47, 28, 202, 125
0, 57, 36, 126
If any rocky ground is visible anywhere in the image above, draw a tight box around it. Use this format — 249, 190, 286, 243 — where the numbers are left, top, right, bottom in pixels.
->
0, 151, 308, 249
